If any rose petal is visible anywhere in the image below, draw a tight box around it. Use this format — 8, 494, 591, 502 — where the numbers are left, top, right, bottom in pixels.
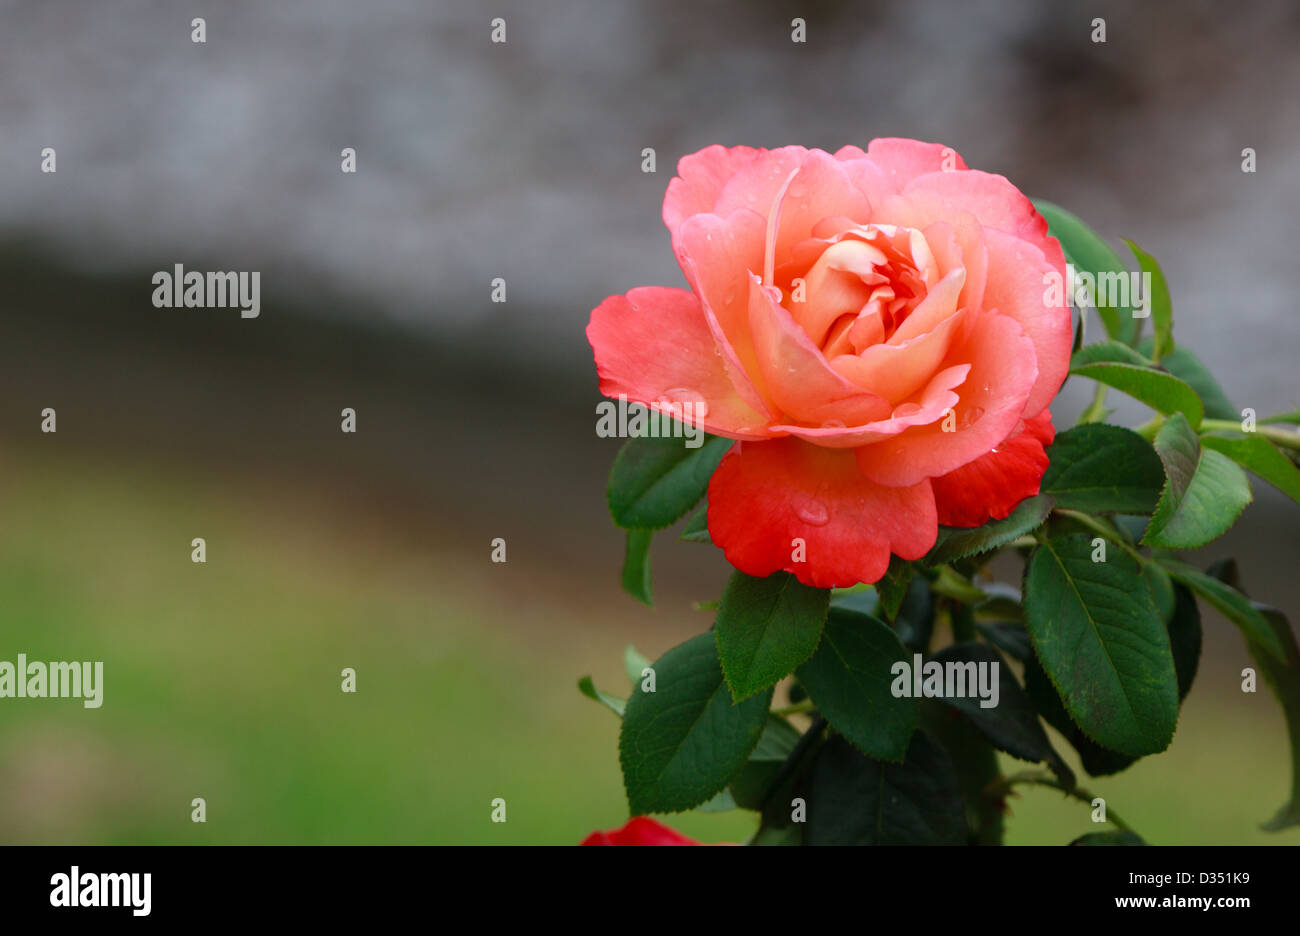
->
831, 306, 969, 403
716, 149, 872, 263
708, 436, 938, 588
773, 363, 969, 448
832, 145, 895, 213
674, 210, 780, 418
746, 275, 892, 427
865, 138, 969, 190
931, 410, 1056, 526
662, 145, 763, 235
885, 264, 966, 344
581, 817, 701, 846
587, 286, 776, 440
904, 168, 1067, 272
876, 192, 988, 313
854, 309, 1038, 486
981, 227, 1072, 417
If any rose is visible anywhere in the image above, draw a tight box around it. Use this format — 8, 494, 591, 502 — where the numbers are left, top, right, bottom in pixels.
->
580, 816, 700, 845
586, 140, 1071, 587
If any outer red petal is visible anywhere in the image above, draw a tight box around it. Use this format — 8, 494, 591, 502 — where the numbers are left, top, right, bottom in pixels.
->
580, 817, 700, 846
930, 410, 1056, 527
708, 437, 937, 588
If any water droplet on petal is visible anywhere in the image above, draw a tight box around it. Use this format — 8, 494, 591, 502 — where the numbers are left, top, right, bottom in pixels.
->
793, 495, 830, 527
959, 405, 986, 429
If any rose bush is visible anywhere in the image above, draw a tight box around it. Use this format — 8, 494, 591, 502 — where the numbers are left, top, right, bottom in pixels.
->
587, 139, 1071, 587
581, 141, 1300, 846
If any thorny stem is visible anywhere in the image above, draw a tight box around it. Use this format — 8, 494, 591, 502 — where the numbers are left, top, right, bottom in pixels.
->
1199, 418, 1300, 451
991, 770, 1138, 836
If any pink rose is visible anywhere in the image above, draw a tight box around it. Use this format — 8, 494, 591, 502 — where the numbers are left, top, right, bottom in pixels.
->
587, 140, 1071, 587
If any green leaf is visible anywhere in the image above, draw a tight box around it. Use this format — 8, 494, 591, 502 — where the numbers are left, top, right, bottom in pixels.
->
1201, 433, 1300, 505
917, 700, 1005, 844
715, 571, 830, 701
620, 529, 654, 606
802, 732, 965, 844
679, 502, 712, 543
729, 716, 804, 810
623, 644, 651, 687
1023, 534, 1178, 757
795, 607, 916, 761
1245, 605, 1300, 831
619, 633, 772, 814
1041, 423, 1166, 513
1070, 341, 1204, 427
1023, 580, 1199, 779
875, 556, 914, 620
1144, 413, 1252, 549
1139, 344, 1238, 422
1022, 656, 1137, 777
577, 676, 625, 717
931, 642, 1074, 787
926, 494, 1053, 565
1124, 240, 1172, 363
607, 433, 731, 530
1157, 558, 1285, 660
1071, 830, 1145, 845
1033, 200, 1135, 344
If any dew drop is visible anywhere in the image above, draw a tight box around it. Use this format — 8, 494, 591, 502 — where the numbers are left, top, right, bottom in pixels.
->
793, 495, 830, 527
959, 405, 986, 429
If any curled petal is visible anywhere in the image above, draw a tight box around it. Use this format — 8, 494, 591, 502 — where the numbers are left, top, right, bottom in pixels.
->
876, 192, 988, 313
662, 145, 763, 235
746, 275, 892, 428
587, 286, 775, 440
855, 309, 1038, 486
708, 437, 937, 588
717, 149, 872, 263
674, 210, 779, 418
831, 307, 969, 403
773, 364, 969, 448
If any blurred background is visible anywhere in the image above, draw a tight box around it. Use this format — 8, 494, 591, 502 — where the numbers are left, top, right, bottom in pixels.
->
0, 0, 1296, 844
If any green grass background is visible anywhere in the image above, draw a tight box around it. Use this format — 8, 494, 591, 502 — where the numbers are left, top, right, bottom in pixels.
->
0, 445, 1294, 845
